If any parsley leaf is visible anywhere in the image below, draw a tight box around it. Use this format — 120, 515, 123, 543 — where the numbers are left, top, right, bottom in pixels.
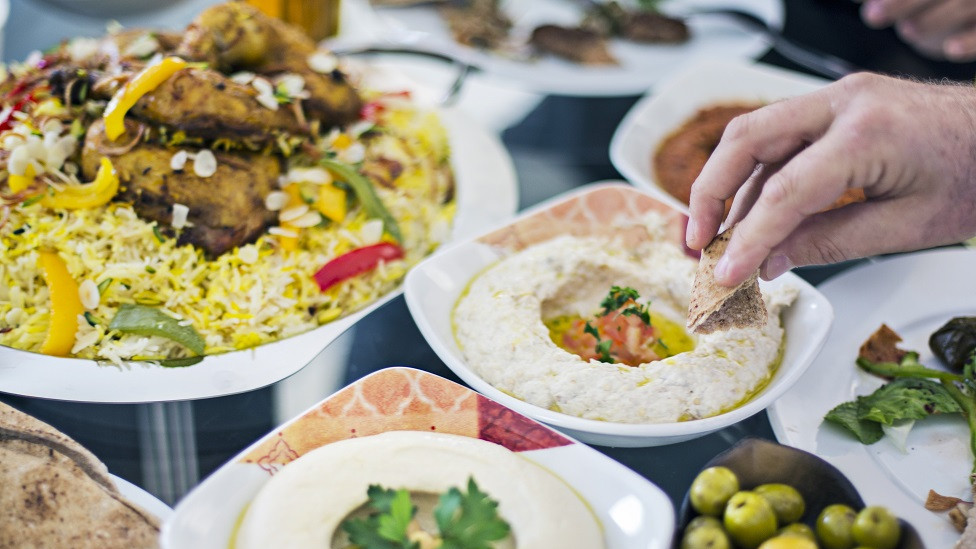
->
340, 478, 509, 549
583, 321, 600, 340
825, 377, 961, 444
437, 478, 511, 549
600, 285, 640, 314
342, 486, 418, 549
596, 340, 615, 363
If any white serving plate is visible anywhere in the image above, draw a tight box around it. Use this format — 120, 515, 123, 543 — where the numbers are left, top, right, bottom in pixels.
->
363, 0, 782, 97
404, 182, 833, 447
610, 58, 829, 213
161, 366, 675, 549
0, 106, 517, 403
769, 248, 976, 549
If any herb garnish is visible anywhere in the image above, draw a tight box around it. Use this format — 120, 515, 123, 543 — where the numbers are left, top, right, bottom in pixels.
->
825, 326, 976, 476
342, 477, 510, 549
584, 321, 615, 363
600, 285, 652, 326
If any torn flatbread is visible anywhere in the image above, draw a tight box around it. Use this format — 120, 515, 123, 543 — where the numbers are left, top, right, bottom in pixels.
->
687, 224, 767, 334
0, 401, 160, 548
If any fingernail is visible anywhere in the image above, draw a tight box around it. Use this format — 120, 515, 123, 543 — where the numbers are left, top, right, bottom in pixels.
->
714, 254, 731, 284
863, 2, 886, 26
945, 39, 968, 59
685, 217, 698, 247
764, 253, 795, 279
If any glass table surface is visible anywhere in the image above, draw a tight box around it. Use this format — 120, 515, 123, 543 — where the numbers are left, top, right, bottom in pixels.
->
2, 0, 974, 527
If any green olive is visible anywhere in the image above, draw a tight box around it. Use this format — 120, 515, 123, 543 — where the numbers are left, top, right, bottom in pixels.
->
777, 522, 816, 541
689, 466, 740, 516
685, 515, 723, 533
680, 521, 732, 549
757, 535, 818, 549
816, 504, 858, 549
723, 491, 778, 549
851, 506, 901, 549
755, 483, 806, 524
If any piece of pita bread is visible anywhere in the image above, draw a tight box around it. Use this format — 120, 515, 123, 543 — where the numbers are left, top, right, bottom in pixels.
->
687, 225, 767, 334
0, 401, 160, 548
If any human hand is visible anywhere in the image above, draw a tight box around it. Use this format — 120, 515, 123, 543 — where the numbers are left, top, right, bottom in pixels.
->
859, 0, 976, 61
685, 73, 976, 287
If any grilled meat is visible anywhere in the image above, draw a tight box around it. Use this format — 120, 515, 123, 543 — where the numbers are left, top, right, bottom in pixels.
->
582, 2, 689, 45
82, 120, 279, 256
623, 12, 689, 44
439, 0, 512, 50
127, 68, 308, 141
178, 2, 362, 127
530, 25, 617, 65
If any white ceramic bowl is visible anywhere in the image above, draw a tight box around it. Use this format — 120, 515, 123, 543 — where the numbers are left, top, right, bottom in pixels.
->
404, 182, 833, 447
610, 59, 829, 214
162, 367, 675, 549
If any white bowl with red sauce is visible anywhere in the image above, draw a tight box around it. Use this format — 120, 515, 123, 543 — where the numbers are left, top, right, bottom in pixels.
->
610, 59, 828, 214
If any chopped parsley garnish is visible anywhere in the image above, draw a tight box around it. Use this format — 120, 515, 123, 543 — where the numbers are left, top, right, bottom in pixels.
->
152, 224, 165, 243
341, 477, 510, 549
601, 285, 652, 326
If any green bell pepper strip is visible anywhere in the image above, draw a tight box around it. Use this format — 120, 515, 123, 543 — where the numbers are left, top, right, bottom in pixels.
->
320, 158, 402, 243
108, 303, 205, 355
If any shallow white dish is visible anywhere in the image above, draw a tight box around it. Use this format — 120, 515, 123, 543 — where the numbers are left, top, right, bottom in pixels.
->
768, 248, 976, 549
610, 58, 829, 213
112, 474, 173, 523
365, 0, 782, 97
0, 107, 517, 403
161, 366, 675, 548
404, 182, 833, 447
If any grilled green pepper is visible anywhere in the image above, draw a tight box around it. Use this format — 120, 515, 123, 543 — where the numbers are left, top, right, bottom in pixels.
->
108, 303, 205, 355
320, 158, 402, 243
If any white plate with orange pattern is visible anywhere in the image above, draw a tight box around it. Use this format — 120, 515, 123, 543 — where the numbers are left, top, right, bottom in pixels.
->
160, 367, 674, 548
404, 182, 832, 447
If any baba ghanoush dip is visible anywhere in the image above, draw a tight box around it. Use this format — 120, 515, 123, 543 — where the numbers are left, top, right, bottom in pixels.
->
453, 227, 797, 423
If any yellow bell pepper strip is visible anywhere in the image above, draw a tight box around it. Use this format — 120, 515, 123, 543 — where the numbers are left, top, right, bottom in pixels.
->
108, 303, 206, 356
41, 157, 119, 210
38, 251, 85, 356
314, 183, 346, 222
103, 56, 188, 141
320, 158, 402, 243
8, 164, 36, 193
313, 242, 404, 292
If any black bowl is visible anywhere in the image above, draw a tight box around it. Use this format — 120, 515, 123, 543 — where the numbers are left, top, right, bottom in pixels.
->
674, 437, 926, 549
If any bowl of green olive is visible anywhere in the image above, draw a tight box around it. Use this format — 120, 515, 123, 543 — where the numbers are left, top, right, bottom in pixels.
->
676, 437, 924, 549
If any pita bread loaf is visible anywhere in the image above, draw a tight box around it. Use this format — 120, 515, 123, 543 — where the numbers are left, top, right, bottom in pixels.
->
0, 401, 160, 548
687, 225, 767, 334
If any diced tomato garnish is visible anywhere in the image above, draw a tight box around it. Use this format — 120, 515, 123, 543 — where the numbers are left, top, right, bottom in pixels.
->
561, 300, 660, 366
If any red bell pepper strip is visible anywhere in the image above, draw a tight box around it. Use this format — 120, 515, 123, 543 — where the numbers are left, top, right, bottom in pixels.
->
0, 91, 37, 132
313, 243, 404, 292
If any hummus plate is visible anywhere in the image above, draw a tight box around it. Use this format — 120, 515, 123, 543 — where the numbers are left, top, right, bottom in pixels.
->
404, 183, 833, 447
161, 366, 675, 549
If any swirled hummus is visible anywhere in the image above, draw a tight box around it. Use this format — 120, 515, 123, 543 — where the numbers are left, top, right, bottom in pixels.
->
453, 234, 797, 423
235, 431, 604, 548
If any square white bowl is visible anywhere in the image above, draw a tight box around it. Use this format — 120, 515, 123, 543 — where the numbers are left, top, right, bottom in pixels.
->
404, 182, 833, 447
162, 366, 675, 549
610, 59, 829, 214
